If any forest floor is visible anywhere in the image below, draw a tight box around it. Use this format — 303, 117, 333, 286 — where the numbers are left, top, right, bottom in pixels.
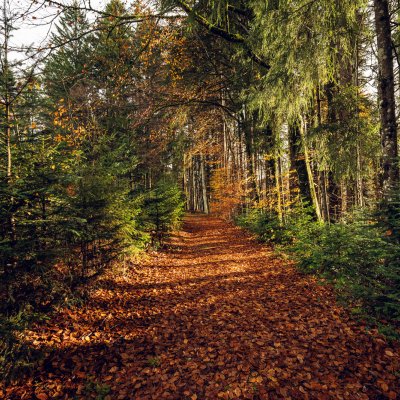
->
2, 214, 400, 400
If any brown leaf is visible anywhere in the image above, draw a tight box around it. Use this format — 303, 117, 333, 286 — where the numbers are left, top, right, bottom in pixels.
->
380, 382, 389, 392
233, 387, 241, 397
4, 215, 400, 400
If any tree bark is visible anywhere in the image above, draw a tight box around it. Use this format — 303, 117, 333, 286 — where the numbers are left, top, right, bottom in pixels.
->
274, 150, 283, 223
3, 0, 11, 178
200, 153, 209, 213
300, 117, 322, 221
288, 123, 312, 205
374, 0, 399, 198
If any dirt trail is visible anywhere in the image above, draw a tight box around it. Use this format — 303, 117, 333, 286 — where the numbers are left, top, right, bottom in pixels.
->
3, 214, 400, 399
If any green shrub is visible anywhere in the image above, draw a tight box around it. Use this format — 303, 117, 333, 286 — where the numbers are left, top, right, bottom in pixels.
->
289, 214, 400, 325
236, 204, 314, 245
238, 205, 400, 329
235, 208, 286, 244
374, 190, 400, 323
139, 179, 185, 247
0, 307, 48, 380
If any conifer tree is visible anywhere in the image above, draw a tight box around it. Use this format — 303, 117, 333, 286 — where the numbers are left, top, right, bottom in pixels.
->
44, 1, 91, 102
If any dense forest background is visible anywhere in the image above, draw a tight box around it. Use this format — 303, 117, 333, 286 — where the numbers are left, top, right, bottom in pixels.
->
1, 0, 400, 380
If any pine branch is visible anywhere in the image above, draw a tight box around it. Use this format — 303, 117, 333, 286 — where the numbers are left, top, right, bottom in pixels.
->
175, 0, 270, 70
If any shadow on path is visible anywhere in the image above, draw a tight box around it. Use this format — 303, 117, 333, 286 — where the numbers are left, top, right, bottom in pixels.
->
3, 214, 400, 400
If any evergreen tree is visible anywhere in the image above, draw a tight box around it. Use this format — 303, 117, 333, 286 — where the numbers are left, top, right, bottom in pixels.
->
44, 1, 91, 102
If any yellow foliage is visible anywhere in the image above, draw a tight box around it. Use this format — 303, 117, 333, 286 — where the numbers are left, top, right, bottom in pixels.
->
210, 167, 249, 218
52, 101, 87, 145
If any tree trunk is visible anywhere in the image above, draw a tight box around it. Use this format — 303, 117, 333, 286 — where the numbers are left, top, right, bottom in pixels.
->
374, 0, 399, 198
356, 142, 364, 207
315, 86, 330, 221
243, 115, 260, 203
6, 102, 11, 177
200, 153, 209, 213
300, 116, 322, 221
288, 122, 312, 205
274, 150, 283, 223
321, 170, 330, 222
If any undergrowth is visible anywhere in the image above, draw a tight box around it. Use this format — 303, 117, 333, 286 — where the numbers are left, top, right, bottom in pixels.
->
236, 200, 400, 340
0, 179, 185, 382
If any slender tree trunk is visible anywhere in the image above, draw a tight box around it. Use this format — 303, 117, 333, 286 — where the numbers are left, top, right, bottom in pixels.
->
341, 182, 348, 217
2, 4, 16, 257
288, 122, 312, 205
189, 159, 195, 211
193, 156, 198, 211
300, 116, 322, 221
278, 154, 286, 222
274, 149, 283, 223
322, 170, 330, 222
356, 142, 364, 207
374, 0, 399, 198
183, 153, 190, 210
354, 27, 365, 208
324, 81, 342, 221
6, 102, 11, 177
3, 0, 11, 178
315, 86, 329, 221
243, 114, 260, 203
200, 152, 209, 213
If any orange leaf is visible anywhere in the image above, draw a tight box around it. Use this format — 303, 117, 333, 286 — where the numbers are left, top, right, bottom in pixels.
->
385, 350, 394, 357
233, 387, 241, 397
380, 382, 389, 392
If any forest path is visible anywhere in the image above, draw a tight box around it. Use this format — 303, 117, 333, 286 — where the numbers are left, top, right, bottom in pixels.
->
3, 214, 400, 400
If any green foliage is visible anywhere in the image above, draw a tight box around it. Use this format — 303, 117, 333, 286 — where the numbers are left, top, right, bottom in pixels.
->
236, 204, 314, 245
60, 161, 124, 275
44, 1, 92, 101
309, 85, 380, 182
139, 180, 185, 247
378, 188, 400, 244
374, 189, 400, 324
83, 380, 111, 400
0, 125, 72, 315
236, 208, 285, 244
239, 205, 400, 330
0, 308, 48, 380
147, 356, 161, 367
289, 215, 400, 327
0, 1, 187, 380
290, 218, 387, 284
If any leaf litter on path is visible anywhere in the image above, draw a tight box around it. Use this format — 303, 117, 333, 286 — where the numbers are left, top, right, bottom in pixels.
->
2, 214, 400, 399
